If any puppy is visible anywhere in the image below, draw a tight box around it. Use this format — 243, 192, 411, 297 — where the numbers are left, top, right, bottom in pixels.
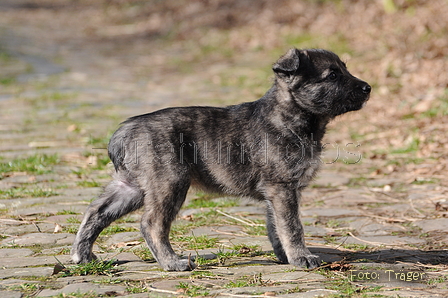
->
72, 48, 371, 271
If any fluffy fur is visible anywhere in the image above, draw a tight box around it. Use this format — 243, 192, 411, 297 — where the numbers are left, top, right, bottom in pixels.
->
72, 48, 371, 271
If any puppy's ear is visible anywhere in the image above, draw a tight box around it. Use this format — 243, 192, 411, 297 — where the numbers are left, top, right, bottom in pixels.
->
273, 48, 303, 75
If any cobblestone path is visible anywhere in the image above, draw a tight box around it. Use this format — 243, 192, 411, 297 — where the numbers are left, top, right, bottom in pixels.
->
0, 1, 447, 297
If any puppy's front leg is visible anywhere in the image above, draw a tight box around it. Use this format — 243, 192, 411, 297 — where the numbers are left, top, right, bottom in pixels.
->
266, 200, 288, 263
264, 185, 321, 268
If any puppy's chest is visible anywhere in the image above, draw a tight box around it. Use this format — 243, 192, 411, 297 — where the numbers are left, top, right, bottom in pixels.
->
251, 133, 323, 182
270, 133, 323, 163
301, 158, 321, 182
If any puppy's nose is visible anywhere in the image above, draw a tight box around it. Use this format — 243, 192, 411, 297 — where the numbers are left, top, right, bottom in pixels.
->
361, 84, 371, 94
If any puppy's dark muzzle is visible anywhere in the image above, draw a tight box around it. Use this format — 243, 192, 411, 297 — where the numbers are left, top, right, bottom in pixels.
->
347, 81, 371, 112
361, 84, 371, 94
356, 81, 371, 103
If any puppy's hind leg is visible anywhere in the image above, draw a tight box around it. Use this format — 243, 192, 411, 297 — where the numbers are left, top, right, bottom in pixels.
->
140, 178, 194, 271
71, 174, 144, 264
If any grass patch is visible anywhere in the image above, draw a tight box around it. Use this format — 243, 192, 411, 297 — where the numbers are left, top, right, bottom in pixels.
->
66, 216, 81, 224
92, 154, 111, 170
347, 176, 368, 187
191, 270, 215, 278
172, 234, 219, 250
213, 248, 239, 265
412, 177, 439, 185
198, 245, 263, 266
363, 202, 394, 208
172, 209, 266, 238
231, 244, 262, 255
56, 247, 71, 255
88, 134, 112, 149
64, 225, 79, 234
323, 235, 339, 245
385, 157, 425, 166
0, 187, 58, 199
126, 282, 148, 294
100, 225, 138, 236
427, 274, 448, 285
243, 221, 266, 236
185, 198, 221, 209
319, 268, 382, 296
0, 51, 13, 62
72, 153, 111, 176
390, 135, 420, 154
7, 283, 41, 295
283, 32, 352, 56
71, 168, 90, 178
194, 255, 213, 266
171, 209, 221, 236
283, 286, 306, 294
131, 246, 154, 261
176, 281, 209, 297
0, 77, 16, 85
59, 259, 118, 277
419, 91, 448, 118
25, 92, 78, 107
342, 243, 370, 251
57, 209, 79, 215
326, 219, 342, 228
0, 153, 59, 176
41, 92, 74, 102
209, 66, 271, 100
116, 216, 137, 223
185, 192, 239, 209
225, 273, 266, 288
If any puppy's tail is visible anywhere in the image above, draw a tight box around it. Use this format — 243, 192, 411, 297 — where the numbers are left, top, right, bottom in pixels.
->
108, 124, 129, 172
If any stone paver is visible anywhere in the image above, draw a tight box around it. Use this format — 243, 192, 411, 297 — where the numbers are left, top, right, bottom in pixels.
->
0, 291, 22, 298
38, 284, 127, 297
0, 267, 54, 279
0, 2, 447, 297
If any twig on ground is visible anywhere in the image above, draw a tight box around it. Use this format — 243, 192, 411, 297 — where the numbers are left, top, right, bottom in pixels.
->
361, 213, 413, 223
409, 197, 426, 218
216, 210, 264, 226
210, 227, 249, 237
147, 286, 179, 295
347, 232, 390, 246
18, 215, 42, 232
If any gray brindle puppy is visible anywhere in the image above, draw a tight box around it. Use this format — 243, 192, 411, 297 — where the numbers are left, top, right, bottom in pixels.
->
71, 48, 371, 271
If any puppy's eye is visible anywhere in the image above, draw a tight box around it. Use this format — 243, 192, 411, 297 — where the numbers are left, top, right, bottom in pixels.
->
328, 72, 338, 81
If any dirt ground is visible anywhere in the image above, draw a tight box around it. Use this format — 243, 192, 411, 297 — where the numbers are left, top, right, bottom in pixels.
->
0, 0, 447, 297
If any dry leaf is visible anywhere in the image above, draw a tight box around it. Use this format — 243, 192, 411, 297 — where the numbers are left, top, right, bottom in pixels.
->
238, 246, 253, 254
181, 214, 194, 221
67, 124, 77, 132
52, 263, 66, 275
435, 201, 448, 211
54, 223, 63, 233
111, 241, 141, 249
383, 185, 392, 192
329, 262, 352, 271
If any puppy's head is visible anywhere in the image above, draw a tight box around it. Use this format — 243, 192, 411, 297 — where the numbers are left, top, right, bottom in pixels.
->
273, 48, 371, 117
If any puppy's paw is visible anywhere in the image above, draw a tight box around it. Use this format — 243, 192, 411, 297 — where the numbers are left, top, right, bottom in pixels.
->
290, 254, 321, 269
271, 245, 288, 264
163, 258, 196, 271
71, 251, 97, 264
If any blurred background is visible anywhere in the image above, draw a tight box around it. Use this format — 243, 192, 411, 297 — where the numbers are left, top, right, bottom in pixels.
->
0, 0, 447, 194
